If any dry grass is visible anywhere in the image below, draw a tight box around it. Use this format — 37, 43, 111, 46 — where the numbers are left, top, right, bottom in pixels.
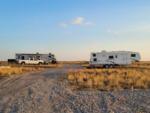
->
0, 62, 62, 77
68, 68, 150, 90
0, 66, 44, 77
59, 61, 88, 65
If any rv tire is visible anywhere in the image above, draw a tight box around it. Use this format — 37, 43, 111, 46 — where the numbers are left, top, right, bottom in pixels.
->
21, 62, 25, 65
103, 64, 110, 68
38, 62, 43, 65
109, 65, 114, 68
52, 60, 57, 64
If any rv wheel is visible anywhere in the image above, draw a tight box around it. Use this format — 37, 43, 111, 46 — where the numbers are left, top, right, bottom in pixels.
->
104, 65, 110, 68
38, 62, 43, 65
109, 65, 114, 68
52, 60, 57, 64
21, 62, 25, 65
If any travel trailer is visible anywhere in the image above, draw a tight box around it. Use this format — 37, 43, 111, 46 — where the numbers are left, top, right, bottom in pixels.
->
15, 53, 57, 65
90, 51, 141, 68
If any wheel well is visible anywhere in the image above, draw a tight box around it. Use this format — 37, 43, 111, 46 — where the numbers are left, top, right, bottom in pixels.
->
21, 62, 25, 64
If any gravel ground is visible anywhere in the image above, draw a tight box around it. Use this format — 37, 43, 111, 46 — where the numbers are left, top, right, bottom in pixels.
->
0, 64, 150, 113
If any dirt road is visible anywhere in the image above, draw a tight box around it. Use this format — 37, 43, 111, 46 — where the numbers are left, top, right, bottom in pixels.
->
0, 64, 150, 113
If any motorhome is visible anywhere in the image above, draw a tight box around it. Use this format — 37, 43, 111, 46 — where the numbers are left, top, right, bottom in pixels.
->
90, 51, 141, 68
15, 53, 57, 65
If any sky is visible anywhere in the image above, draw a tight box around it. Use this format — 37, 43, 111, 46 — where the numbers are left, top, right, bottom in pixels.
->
0, 0, 150, 61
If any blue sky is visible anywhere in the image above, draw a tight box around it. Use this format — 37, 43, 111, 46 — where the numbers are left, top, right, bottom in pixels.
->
0, 0, 150, 61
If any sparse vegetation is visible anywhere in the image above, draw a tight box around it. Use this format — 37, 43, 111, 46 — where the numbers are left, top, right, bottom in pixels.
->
0, 62, 63, 77
0, 66, 44, 77
68, 67, 150, 90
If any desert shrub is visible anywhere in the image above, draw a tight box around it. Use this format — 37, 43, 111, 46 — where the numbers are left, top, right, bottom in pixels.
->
0, 66, 44, 76
67, 68, 150, 90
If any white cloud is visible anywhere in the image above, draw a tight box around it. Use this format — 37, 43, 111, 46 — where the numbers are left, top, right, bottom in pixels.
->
72, 17, 85, 25
59, 16, 94, 28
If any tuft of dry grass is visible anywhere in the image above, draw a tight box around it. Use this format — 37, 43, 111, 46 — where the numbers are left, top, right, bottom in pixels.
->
67, 68, 150, 90
0, 66, 44, 77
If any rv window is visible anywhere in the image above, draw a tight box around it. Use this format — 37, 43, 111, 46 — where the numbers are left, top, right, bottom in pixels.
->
109, 56, 114, 59
21, 56, 25, 60
131, 54, 136, 57
93, 58, 97, 62
93, 53, 96, 57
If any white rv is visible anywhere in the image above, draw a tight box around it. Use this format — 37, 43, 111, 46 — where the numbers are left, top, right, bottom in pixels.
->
15, 53, 57, 65
90, 51, 141, 68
